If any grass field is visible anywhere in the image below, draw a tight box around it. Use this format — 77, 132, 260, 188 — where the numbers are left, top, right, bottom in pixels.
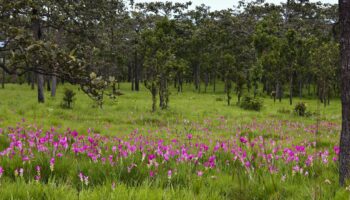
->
0, 83, 347, 199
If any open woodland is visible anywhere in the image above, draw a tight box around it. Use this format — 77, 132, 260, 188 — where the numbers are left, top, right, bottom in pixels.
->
0, 0, 350, 199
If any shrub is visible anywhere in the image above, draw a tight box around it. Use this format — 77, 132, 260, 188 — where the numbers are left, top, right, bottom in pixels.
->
239, 96, 263, 111
215, 97, 224, 102
61, 88, 76, 109
294, 102, 307, 116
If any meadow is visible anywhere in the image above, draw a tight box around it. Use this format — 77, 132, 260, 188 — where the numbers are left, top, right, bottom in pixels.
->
0, 83, 347, 199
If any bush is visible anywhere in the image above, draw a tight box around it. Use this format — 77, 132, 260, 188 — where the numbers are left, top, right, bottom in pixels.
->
215, 97, 224, 102
294, 102, 307, 116
61, 88, 76, 109
239, 96, 263, 111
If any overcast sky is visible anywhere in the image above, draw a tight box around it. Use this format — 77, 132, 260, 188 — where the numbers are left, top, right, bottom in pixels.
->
134, 0, 338, 11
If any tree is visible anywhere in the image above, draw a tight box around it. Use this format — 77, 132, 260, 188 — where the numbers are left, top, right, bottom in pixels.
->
281, 29, 299, 105
339, 0, 350, 186
221, 54, 235, 106
0, 0, 127, 104
142, 18, 177, 111
310, 41, 339, 106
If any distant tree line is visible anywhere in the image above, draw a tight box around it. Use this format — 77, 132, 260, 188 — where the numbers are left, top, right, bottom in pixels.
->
0, 0, 340, 110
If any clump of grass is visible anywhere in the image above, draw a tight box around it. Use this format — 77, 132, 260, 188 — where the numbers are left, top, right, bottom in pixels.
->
277, 107, 291, 114
294, 102, 307, 116
61, 88, 76, 109
239, 96, 263, 111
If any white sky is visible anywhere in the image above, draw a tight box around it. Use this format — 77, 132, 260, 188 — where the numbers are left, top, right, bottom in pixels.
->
133, 0, 338, 11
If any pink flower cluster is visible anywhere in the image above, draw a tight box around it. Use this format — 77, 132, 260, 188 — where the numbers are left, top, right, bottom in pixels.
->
0, 121, 340, 181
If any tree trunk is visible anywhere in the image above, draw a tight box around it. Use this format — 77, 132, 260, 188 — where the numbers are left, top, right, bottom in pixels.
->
323, 81, 327, 107
46, 76, 51, 91
226, 79, 231, 106
134, 50, 139, 91
213, 72, 216, 93
26, 72, 31, 86
37, 74, 45, 103
276, 82, 282, 102
289, 73, 293, 105
1, 57, 5, 89
339, 0, 350, 186
195, 64, 200, 92
32, 8, 44, 103
51, 76, 57, 97
177, 74, 183, 93
151, 83, 157, 112
299, 80, 302, 99
204, 72, 208, 93
31, 72, 35, 90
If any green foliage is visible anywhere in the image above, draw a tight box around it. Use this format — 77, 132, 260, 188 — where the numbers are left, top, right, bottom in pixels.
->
239, 96, 263, 111
294, 102, 307, 116
61, 88, 76, 109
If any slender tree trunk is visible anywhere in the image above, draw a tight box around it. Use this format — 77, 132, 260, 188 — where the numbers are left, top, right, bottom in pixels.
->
177, 74, 183, 93
339, 0, 350, 186
31, 72, 35, 90
46, 77, 51, 91
151, 83, 157, 112
134, 49, 139, 91
37, 74, 45, 103
289, 73, 293, 105
26, 72, 31, 86
213, 72, 216, 93
51, 76, 57, 97
299, 80, 302, 99
1, 57, 5, 89
225, 78, 231, 106
195, 64, 200, 92
323, 81, 327, 107
32, 8, 44, 103
276, 82, 282, 102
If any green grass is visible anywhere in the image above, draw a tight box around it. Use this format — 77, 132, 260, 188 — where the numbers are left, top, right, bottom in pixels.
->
0, 83, 345, 199
0, 83, 341, 136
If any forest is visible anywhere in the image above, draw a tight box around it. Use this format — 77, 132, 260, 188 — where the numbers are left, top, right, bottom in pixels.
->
0, 0, 350, 199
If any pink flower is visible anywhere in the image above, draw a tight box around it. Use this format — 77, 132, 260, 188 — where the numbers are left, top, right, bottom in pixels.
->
50, 157, 55, 165
71, 130, 78, 137
148, 154, 156, 161
79, 172, 84, 182
295, 145, 305, 153
187, 134, 193, 140
245, 161, 251, 168
22, 156, 29, 162
292, 165, 300, 173
240, 137, 248, 144
197, 171, 203, 177
50, 157, 55, 171
0, 166, 3, 177
334, 146, 340, 155
168, 170, 172, 179
19, 168, 24, 177
149, 170, 155, 178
